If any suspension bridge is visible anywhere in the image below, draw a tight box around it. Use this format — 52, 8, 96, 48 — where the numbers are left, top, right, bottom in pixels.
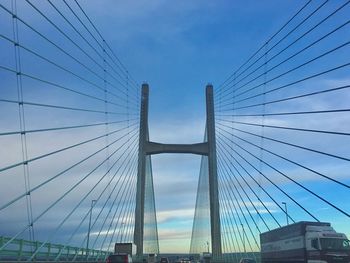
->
1, 0, 350, 262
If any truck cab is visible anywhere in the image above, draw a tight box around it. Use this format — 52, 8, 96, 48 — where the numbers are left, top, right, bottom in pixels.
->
305, 225, 350, 262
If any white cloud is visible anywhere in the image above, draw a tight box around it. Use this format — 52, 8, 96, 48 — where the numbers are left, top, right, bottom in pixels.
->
157, 208, 194, 224
158, 229, 191, 241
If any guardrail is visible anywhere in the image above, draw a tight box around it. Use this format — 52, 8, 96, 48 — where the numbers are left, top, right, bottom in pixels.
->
0, 236, 110, 262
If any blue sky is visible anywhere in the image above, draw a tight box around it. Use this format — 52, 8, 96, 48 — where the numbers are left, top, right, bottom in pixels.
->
1, 0, 350, 255
81, 0, 349, 253
82, 0, 305, 120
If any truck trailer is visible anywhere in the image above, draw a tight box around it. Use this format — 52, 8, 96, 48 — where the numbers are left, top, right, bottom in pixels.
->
260, 221, 350, 263
114, 242, 137, 256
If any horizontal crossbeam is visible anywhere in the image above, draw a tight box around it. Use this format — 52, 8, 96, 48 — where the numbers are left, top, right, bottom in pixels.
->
144, 141, 209, 155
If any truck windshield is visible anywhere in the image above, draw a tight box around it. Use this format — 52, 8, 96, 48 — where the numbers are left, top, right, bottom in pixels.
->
320, 238, 350, 250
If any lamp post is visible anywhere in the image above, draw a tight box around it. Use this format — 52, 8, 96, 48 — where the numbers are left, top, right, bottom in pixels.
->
206, 241, 210, 253
86, 199, 96, 257
241, 224, 246, 254
282, 202, 289, 225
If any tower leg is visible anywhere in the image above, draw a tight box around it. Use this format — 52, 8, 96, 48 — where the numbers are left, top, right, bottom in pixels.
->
134, 84, 149, 260
206, 84, 222, 260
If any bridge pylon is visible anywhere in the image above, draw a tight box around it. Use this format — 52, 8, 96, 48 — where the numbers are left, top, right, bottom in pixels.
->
134, 83, 222, 260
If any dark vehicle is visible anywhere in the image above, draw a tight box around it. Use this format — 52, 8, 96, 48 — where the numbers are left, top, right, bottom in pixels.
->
239, 259, 256, 263
148, 253, 156, 263
106, 253, 132, 263
160, 257, 169, 263
200, 252, 211, 263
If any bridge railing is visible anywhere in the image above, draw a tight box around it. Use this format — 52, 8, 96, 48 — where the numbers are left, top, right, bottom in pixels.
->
0, 236, 109, 261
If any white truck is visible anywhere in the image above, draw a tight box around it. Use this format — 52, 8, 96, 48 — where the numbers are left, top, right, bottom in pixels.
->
260, 221, 350, 263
